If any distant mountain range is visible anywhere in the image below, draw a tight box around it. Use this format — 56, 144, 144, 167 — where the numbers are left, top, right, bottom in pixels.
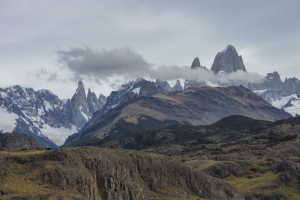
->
64, 85, 290, 147
1, 44, 299, 147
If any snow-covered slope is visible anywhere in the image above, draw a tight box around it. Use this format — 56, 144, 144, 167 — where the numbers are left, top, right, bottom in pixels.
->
0, 82, 106, 147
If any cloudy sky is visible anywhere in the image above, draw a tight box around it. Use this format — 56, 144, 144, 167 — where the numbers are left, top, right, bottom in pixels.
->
1, 0, 300, 99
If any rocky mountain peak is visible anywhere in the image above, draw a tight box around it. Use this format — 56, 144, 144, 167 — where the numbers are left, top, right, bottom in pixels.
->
191, 57, 201, 69
211, 45, 246, 74
173, 80, 183, 92
221, 44, 236, 53
265, 71, 283, 91
191, 57, 206, 69
87, 88, 102, 114
70, 80, 90, 129
156, 79, 172, 93
78, 79, 84, 88
266, 71, 281, 81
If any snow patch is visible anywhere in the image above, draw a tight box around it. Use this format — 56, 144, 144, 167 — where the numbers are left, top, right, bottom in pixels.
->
111, 104, 118, 108
205, 81, 221, 87
0, 107, 18, 133
284, 100, 300, 117
40, 124, 76, 146
132, 87, 141, 94
254, 89, 268, 95
0, 92, 7, 98
44, 100, 52, 111
271, 94, 298, 109
80, 111, 89, 121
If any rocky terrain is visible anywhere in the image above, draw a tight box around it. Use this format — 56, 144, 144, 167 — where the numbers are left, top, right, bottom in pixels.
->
0, 146, 244, 200
90, 115, 300, 199
64, 85, 291, 147
0, 133, 42, 151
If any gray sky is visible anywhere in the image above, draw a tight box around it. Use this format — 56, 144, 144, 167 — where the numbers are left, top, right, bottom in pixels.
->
0, 0, 300, 99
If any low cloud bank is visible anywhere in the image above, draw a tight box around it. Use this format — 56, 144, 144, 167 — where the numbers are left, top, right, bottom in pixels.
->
56, 46, 265, 87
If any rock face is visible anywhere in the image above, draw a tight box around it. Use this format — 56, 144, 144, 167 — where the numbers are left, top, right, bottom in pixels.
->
191, 57, 201, 69
211, 45, 246, 73
0, 81, 106, 147
156, 79, 183, 92
155, 79, 172, 93
0, 133, 42, 151
191, 57, 206, 69
139, 81, 164, 96
172, 80, 183, 92
70, 80, 90, 129
65, 85, 291, 147
0, 147, 244, 200
98, 94, 107, 109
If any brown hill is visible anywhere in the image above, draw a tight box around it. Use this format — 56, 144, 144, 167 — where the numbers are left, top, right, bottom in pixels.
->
64, 86, 291, 147
0, 147, 244, 200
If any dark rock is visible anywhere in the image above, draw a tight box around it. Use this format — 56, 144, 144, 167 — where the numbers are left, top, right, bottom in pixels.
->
172, 80, 183, 92
211, 45, 246, 73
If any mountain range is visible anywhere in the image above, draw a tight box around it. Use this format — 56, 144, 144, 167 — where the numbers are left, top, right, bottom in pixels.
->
0, 81, 106, 147
1, 44, 299, 147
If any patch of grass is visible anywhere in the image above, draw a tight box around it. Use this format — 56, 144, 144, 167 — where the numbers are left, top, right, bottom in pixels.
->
225, 171, 278, 195
196, 160, 219, 171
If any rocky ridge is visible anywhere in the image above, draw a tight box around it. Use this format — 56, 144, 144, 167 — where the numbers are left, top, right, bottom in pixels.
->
0, 146, 244, 200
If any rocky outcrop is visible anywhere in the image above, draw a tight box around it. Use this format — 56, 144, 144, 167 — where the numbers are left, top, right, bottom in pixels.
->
211, 45, 246, 73
265, 71, 283, 90
172, 80, 183, 92
98, 94, 107, 109
0, 133, 42, 151
191, 57, 200, 69
0, 147, 244, 200
155, 79, 172, 93
87, 89, 102, 115
139, 82, 164, 97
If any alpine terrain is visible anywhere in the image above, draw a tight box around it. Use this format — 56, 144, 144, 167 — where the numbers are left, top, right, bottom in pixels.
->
0, 81, 106, 147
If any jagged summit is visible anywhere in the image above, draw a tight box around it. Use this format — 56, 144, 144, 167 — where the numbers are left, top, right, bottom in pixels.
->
221, 44, 236, 53
173, 80, 183, 91
211, 45, 246, 74
191, 57, 206, 69
78, 80, 84, 88
191, 57, 201, 69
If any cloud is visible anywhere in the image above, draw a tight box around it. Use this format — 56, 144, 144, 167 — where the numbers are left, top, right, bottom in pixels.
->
56, 46, 151, 80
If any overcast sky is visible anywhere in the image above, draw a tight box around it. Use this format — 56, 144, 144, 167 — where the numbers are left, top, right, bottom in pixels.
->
1, 0, 300, 99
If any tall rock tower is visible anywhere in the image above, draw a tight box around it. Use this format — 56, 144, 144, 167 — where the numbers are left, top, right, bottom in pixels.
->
211, 45, 246, 73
